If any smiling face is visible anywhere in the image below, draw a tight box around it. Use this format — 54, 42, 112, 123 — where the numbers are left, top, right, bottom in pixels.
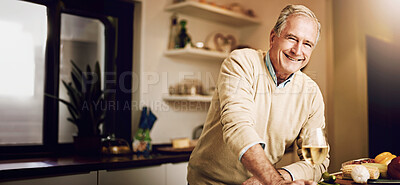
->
269, 14, 318, 81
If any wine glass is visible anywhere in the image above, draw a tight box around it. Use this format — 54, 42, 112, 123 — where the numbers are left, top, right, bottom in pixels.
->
301, 128, 328, 181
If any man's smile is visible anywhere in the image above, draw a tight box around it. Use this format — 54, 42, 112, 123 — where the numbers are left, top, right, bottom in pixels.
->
284, 53, 304, 62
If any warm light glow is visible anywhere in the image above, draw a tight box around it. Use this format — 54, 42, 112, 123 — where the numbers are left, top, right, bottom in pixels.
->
0, 21, 35, 97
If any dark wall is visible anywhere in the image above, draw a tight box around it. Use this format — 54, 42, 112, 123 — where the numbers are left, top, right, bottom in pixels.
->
367, 36, 400, 157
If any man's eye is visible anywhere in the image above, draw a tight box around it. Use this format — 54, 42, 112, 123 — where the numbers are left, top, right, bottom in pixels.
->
304, 43, 312, 48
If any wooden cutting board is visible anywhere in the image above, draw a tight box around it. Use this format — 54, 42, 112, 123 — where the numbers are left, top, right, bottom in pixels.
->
333, 173, 400, 184
335, 178, 357, 185
334, 173, 358, 185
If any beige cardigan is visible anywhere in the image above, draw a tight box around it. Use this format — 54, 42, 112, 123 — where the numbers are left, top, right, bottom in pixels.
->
187, 49, 329, 184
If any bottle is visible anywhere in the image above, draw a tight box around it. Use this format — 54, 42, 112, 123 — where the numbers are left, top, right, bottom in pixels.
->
134, 127, 144, 141
132, 127, 145, 153
143, 128, 152, 154
168, 13, 178, 49
175, 19, 192, 48
132, 107, 147, 153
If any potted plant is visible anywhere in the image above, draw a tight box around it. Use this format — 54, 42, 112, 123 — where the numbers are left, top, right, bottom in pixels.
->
51, 60, 105, 155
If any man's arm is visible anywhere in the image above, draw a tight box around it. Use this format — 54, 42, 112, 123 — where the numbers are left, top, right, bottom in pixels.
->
241, 144, 317, 185
241, 144, 285, 184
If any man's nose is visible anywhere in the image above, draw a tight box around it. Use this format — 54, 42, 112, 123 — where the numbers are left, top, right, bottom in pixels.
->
291, 43, 302, 56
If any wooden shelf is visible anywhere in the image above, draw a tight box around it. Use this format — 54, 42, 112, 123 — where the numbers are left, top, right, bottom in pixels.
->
165, 1, 261, 26
162, 95, 212, 102
164, 47, 228, 62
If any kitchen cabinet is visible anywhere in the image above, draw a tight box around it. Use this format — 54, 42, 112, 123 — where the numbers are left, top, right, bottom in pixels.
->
0, 171, 97, 185
98, 165, 165, 185
0, 162, 188, 185
165, 162, 188, 185
98, 162, 188, 185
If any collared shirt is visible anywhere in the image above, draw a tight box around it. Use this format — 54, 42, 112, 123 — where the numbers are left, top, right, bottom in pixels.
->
265, 51, 294, 88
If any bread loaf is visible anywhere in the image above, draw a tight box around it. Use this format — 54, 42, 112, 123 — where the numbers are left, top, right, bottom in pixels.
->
362, 163, 388, 179
172, 138, 190, 149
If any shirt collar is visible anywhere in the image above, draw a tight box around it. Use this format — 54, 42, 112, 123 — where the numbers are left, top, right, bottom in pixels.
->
265, 51, 294, 88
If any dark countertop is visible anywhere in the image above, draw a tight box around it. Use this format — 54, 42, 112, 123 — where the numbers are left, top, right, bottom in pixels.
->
0, 150, 191, 182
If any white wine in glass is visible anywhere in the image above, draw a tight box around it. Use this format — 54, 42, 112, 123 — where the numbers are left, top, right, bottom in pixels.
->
301, 128, 328, 181
302, 146, 329, 165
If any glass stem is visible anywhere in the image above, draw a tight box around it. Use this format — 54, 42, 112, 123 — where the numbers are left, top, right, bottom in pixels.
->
313, 165, 316, 182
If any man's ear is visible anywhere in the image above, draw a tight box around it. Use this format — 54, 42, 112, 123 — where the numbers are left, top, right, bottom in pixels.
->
269, 30, 276, 47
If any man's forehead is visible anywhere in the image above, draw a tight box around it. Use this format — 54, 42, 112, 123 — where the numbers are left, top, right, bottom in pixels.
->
284, 14, 318, 43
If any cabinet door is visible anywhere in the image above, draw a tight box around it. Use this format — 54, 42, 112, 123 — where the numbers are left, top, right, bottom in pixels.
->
98, 165, 165, 185
0, 171, 97, 185
166, 162, 188, 185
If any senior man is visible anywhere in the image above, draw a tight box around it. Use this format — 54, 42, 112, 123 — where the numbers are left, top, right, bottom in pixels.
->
187, 4, 329, 185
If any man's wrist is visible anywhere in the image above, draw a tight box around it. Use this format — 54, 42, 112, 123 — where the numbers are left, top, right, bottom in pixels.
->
277, 169, 293, 181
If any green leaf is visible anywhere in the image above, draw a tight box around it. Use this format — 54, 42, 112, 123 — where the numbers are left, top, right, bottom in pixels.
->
70, 60, 83, 76
94, 61, 102, 97
66, 104, 78, 123
70, 70, 82, 92
63, 82, 82, 115
44, 93, 77, 113
67, 117, 77, 125
85, 65, 93, 97
62, 81, 80, 109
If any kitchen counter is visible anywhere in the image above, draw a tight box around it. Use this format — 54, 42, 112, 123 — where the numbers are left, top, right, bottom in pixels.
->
0, 148, 191, 182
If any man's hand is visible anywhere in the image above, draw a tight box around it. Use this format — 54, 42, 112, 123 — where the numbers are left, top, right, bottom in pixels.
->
242, 176, 262, 185
242, 177, 317, 185
280, 180, 317, 185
